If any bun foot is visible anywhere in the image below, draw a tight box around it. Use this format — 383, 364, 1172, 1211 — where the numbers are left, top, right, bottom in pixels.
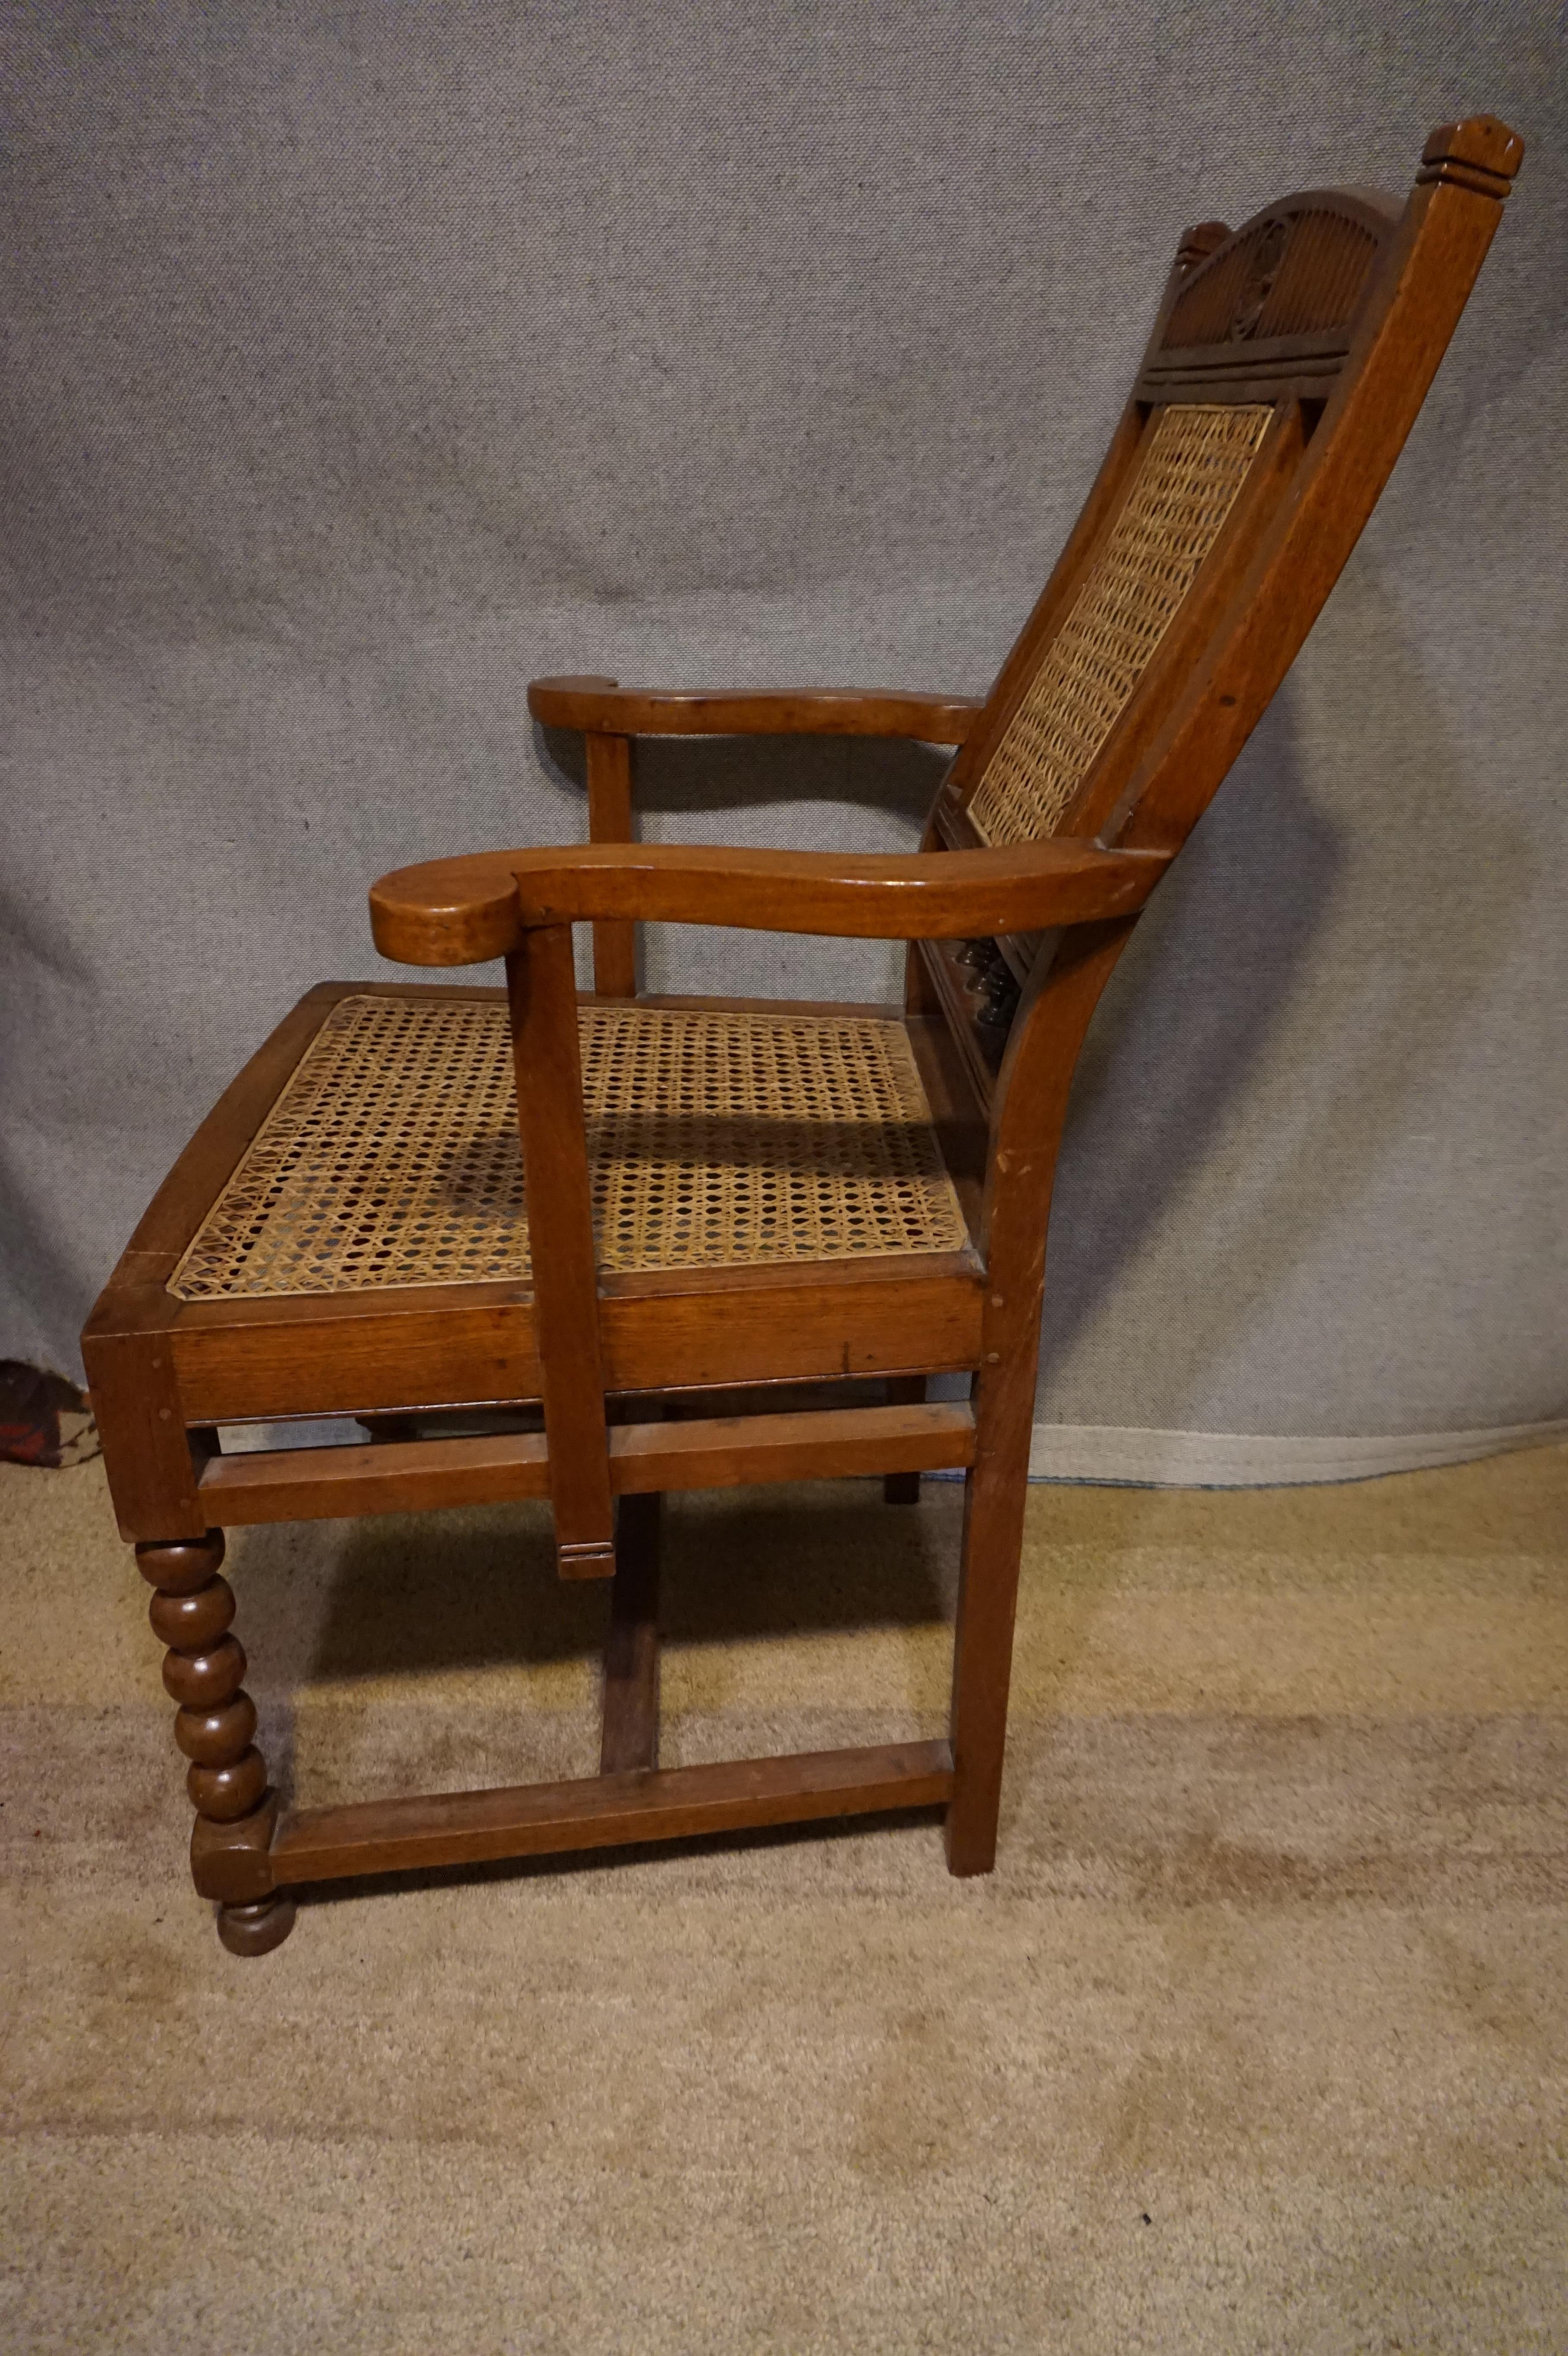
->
216, 1892, 297, 1957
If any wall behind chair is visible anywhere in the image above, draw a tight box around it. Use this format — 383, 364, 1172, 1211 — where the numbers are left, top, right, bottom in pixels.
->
3, 3, 1563, 1469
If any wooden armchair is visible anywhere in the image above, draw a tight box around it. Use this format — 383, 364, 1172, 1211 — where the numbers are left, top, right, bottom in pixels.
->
83, 117, 1523, 1954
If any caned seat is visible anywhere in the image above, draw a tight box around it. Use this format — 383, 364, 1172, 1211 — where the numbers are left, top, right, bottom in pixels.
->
170, 992, 968, 1300
82, 117, 1524, 1955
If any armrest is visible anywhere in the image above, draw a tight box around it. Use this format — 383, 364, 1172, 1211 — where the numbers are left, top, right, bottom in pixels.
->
370, 839, 1173, 966
528, 675, 983, 744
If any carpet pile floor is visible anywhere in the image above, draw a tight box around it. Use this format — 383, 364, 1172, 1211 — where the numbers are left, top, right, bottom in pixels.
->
2, 1445, 1565, 2351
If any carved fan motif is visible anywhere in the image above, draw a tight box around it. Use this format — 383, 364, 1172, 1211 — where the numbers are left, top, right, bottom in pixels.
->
1160, 203, 1384, 353
1228, 217, 1289, 340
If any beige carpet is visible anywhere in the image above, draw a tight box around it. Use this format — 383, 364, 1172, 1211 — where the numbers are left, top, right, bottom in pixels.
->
2, 1445, 1565, 2353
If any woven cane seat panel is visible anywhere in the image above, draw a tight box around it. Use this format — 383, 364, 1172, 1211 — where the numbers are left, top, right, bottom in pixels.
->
968, 403, 1272, 846
169, 995, 968, 1301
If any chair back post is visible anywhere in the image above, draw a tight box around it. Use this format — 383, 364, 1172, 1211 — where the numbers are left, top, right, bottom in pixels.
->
504, 922, 617, 1578
1106, 117, 1525, 855
971, 114, 1523, 1185
913, 115, 1522, 1153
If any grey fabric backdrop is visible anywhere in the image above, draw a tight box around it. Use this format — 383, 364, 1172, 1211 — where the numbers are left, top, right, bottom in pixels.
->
3, 3, 1564, 1444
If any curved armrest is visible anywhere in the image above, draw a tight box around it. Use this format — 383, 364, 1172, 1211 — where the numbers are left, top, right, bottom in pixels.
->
528, 675, 982, 744
370, 839, 1173, 966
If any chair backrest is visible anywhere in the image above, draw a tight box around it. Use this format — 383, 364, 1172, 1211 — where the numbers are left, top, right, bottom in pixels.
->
933, 115, 1523, 895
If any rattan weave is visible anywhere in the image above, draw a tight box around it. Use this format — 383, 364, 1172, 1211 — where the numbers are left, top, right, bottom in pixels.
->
968, 403, 1271, 846
169, 994, 967, 1301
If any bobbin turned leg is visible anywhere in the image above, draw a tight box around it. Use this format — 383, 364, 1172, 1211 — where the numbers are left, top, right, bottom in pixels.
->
135, 1532, 295, 1956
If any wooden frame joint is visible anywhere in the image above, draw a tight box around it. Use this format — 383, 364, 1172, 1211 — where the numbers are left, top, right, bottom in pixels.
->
190, 1791, 279, 1903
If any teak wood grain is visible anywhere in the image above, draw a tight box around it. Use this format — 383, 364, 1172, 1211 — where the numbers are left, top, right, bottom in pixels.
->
197, 1400, 977, 1524
272, 1742, 956, 1883
584, 730, 638, 996
158, 1250, 985, 1437
506, 927, 616, 1575
368, 837, 1175, 965
599, 1490, 661, 1773
82, 116, 1523, 1951
529, 678, 982, 742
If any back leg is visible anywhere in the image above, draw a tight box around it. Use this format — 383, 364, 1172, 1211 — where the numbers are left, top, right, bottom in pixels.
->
943, 1367, 1032, 1876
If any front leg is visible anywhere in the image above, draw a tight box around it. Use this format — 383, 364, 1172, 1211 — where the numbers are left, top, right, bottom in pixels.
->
136, 1532, 295, 1955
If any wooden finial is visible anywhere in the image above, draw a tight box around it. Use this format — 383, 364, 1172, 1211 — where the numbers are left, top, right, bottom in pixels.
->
1176, 219, 1230, 272
1416, 115, 1525, 197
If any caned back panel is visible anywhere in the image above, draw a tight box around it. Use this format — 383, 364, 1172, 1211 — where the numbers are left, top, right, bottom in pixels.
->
967, 404, 1271, 846
958, 190, 1402, 850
